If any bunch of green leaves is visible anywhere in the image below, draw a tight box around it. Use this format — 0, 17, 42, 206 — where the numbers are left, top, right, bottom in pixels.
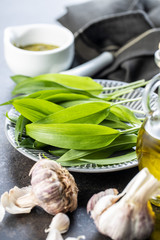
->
1, 73, 146, 167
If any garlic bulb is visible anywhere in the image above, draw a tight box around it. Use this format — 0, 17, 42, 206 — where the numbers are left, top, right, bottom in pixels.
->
87, 168, 160, 240
0, 158, 78, 221
28, 159, 78, 215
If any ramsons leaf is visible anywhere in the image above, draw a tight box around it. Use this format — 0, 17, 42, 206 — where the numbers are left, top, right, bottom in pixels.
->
110, 104, 141, 125
57, 134, 137, 162
59, 152, 137, 166
36, 102, 111, 124
13, 98, 63, 122
26, 123, 120, 150
12, 74, 103, 96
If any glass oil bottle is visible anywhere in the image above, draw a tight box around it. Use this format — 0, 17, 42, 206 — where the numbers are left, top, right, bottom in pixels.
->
136, 73, 160, 206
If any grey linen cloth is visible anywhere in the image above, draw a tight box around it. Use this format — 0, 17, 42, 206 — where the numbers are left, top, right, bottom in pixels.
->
58, 0, 160, 82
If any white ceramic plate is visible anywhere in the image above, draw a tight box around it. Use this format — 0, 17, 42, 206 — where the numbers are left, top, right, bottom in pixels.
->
5, 79, 157, 173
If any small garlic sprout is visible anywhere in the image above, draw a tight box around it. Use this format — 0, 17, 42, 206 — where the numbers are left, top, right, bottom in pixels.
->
87, 168, 160, 240
0, 158, 78, 221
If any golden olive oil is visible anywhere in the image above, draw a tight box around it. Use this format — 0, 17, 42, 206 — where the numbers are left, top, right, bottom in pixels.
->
17, 43, 59, 51
136, 117, 160, 206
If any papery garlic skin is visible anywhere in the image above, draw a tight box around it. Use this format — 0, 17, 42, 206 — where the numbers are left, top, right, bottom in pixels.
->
88, 168, 160, 240
0, 186, 34, 222
29, 159, 78, 215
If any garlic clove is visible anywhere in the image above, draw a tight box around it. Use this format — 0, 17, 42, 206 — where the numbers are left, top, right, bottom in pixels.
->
97, 200, 133, 239
98, 200, 155, 240
45, 213, 70, 234
0, 186, 34, 222
30, 159, 78, 215
87, 188, 119, 224
0, 202, 5, 222
46, 228, 63, 240
88, 168, 160, 240
87, 188, 118, 213
65, 236, 86, 240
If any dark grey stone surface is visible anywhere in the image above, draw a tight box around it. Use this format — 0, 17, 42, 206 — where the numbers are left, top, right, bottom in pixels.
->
0, 1, 159, 239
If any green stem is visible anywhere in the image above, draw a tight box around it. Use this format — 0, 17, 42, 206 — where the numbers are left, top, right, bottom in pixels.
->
111, 97, 142, 106
102, 79, 145, 91
102, 79, 149, 92
121, 126, 140, 134
102, 89, 133, 98
131, 109, 145, 115
101, 80, 149, 101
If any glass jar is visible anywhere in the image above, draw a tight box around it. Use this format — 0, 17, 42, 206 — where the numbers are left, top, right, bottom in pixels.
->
136, 73, 160, 206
